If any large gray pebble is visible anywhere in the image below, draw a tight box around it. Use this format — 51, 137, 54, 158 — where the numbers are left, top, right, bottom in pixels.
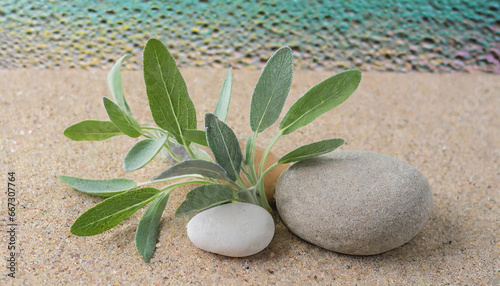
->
275, 150, 433, 255
187, 203, 274, 257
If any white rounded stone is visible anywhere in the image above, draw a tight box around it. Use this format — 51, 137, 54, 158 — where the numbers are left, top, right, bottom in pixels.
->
187, 202, 275, 257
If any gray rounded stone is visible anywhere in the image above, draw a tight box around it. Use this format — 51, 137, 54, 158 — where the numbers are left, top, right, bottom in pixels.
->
275, 150, 433, 255
187, 202, 275, 257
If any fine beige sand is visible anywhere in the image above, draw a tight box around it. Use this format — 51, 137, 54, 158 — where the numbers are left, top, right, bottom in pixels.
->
1, 69, 499, 285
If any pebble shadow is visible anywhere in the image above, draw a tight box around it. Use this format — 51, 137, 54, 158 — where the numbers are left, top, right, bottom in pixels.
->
267, 202, 467, 263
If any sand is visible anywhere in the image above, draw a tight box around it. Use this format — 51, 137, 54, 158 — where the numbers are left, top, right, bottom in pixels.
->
0, 69, 499, 285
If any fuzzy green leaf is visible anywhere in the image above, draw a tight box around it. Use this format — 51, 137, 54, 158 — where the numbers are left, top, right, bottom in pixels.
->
103, 97, 142, 138
278, 138, 345, 164
175, 184, 234, 218
71, 188, 160, 236
205, 113, 242, 181
107, 54, 132, 114
124, 137, 167, 171
244, 135, 253, 166
153, 159, 229, 181
58, 175, 137, 197
279, 70, 361, 135
183, 129, 208, 147
250, 46, 293, 133
135, 192, 169, 262
143, 38, 197, 143
214, 68, 232, 122
63, 120, 123, 141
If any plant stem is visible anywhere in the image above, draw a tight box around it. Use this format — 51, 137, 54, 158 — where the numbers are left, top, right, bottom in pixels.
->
159, 179, 215, 191
254, 162, 278, 212
258, 162, 279, 185
157, 179, 215, 202
141, 130, 156, 139
137, 174, 206, 187
162, 141, 184, 163
141, 125, 167, 133
258, 131, 282, 177
248, 132, 259, 183
237, 187, 258, 205
234, 172, 248, 191
141, 126, 169, 140
191, 144, 214, 162
142, 125, 198, 161
254, 180, 272, 212
240, 165, 253, 186
180, 135, 196, 159
227, 179, 245, 192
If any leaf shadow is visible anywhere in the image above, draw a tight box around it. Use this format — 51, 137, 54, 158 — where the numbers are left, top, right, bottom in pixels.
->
103, 224, 137, 250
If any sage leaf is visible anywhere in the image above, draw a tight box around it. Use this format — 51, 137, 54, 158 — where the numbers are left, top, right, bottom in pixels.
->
278, 138, 345, 164
63, 120, 123, 141
279, 70, 361, 135
107, 54, 132, 114
244, 135, 253, 166
58, 175, 137, 197
250, 46, 293, 133
153, 159, 229, 181
175, 184, 234, 218
236, 188, 256, 204
214, 68, 232, 122
124, 137, 167, 171
71, 187, 160, 236
183, 129, 208, 147
135, 192, 169, 262
103, 97, 142, 138
205, 113, 242, 181
143, 38, 197, 143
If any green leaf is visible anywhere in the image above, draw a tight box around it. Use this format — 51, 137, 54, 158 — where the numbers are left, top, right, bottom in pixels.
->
279, 70, 361, 135
205, 113, 242, 181
124, 137, 167, 171
107, 54, 132, 114
58, 175, 137, 197
278, 138, 345, 164
63, 120, 123, 141
143, 38, 197, 143
244, 135, 253, 166
153, 159, 229, 181
183, 129, 208, 147
214, 68, 232, 122
71, 187, 160, 236
250, 46, 293, 133
175, 184, 234, 218
135, 192, 169, 262
103, 97, 142, 138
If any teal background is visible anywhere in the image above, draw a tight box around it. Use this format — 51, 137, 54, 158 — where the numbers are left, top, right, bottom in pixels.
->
1, 0, 498, 72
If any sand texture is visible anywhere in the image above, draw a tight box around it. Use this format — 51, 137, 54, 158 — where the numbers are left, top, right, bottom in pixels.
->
1, 69, 499, 285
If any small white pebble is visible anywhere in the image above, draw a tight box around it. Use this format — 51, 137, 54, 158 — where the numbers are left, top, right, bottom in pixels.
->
187, 203, 274, 257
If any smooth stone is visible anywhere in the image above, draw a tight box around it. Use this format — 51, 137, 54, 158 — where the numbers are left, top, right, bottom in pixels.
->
187, 202, 275, 257
275, 150, 433, 255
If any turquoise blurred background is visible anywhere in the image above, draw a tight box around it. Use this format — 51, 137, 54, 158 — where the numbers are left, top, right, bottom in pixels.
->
1, 0, 498, 72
